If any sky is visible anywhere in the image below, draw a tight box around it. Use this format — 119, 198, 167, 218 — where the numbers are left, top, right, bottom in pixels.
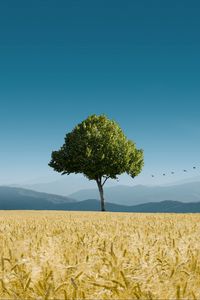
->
0, 0, 200, 189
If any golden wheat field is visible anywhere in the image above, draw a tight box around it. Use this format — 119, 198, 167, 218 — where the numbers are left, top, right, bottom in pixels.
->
1, 211, 200, 300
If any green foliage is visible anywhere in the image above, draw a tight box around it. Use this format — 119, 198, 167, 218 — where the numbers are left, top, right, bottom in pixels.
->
49, 114, 144, 182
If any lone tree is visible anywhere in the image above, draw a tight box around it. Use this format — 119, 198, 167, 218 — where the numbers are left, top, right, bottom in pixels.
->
49, 114, 144, 211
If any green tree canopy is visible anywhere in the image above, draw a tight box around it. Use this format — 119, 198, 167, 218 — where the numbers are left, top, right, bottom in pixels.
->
49, 114, 144, 211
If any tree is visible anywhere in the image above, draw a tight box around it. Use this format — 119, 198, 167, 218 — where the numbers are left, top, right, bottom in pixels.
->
49, 114, 144, 211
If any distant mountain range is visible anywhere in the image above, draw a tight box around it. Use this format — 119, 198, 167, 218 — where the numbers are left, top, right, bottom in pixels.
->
1, 186, 200, 212
13, 179, 200, 206
68, 182, 200, 205
0, 186, 75, 210
14, 175, 200, 198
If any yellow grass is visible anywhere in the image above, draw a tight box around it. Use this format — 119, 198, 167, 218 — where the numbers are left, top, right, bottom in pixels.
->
1, 210, 200, 299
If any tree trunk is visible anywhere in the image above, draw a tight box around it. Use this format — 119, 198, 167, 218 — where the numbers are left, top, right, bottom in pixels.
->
96, 179, 106, 211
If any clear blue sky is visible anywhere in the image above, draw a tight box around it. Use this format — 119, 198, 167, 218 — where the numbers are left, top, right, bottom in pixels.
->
0, 0, 200, 186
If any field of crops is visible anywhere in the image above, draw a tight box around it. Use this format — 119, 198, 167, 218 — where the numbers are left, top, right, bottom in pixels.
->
1, 211, 200, 299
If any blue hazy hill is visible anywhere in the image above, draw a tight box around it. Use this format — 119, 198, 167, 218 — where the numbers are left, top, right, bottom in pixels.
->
1, 186, 200, 212
69, 182, 200, 205
0, 186, 76, 210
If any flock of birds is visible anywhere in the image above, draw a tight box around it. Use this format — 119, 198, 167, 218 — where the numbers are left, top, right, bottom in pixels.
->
151, 166, 197, 178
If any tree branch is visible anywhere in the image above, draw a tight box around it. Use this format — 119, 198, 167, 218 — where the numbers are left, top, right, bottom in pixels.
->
102, 176, 110, 186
